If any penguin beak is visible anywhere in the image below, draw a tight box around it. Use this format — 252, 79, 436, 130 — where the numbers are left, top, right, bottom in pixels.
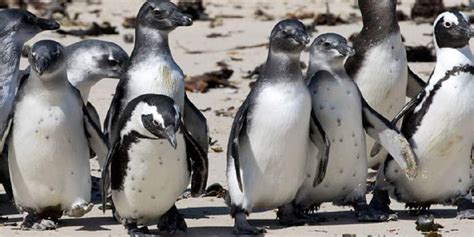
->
336, 43, 355, 57
294, 30, 310, 45
165, 126, 177, 149
171, 12, 193, 27
34, 56, 50, 76
35, 18, 60, 31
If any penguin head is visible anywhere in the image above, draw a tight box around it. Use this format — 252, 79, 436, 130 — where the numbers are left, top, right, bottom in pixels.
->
67, 40, 129, 85
434, 11, 474, 49
310, 33, 355, 63
29, 40, 66, 80
138, 0, 193, 31
269, 19, 310, 55
132, 95, 181, 149
0, 9, 59, 42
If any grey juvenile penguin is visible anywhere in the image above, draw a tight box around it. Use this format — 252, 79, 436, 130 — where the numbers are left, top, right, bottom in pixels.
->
291, 33, 417, 222
369, 11, 474, 221
0, 40, 108, 230
102, 94, 208, 235
345, 0, 426, 168
0, 8, 59, 206
227, 19, 329, 235
104, 0, 208, 158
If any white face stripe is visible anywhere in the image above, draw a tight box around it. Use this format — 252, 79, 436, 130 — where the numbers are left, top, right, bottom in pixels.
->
434, 12, 459, 28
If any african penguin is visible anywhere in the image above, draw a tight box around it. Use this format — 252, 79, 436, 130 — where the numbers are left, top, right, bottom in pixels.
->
104, 0, 209, 158
226, 20, 329, 234
345, 0, 426, 168
289, 33, 417, 222
0, 40, 108, 230
369, 11, 474, 221
102, 94, 207, 235
0, 8, 59, 210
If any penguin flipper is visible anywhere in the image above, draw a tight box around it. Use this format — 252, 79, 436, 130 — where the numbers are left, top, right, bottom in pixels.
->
181, 121, 208, 197
82, 101, 109, 169
0, 116, 13, 152
227, 96, 251, 192
361, 99, 418, 179
183, 94, 209, 157
86, 102, 101, 131
406, 66, 426, 98
101, 140, 119, 213
309, 111, 330, 187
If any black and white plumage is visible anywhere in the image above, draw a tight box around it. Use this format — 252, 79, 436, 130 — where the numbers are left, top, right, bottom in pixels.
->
101, 94, 207, 235
104, 0, 208, 158
0, 40, 108, 230
292, 33, 417, 222
370, 11, 474, 221
226, 19, 329, 234
345, 0, 426, 168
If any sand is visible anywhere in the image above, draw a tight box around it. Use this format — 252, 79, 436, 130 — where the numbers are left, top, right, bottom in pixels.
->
0, 0, 473, 236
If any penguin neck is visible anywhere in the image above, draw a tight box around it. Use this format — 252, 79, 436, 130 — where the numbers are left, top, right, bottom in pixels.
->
434, 46, 473, 73
262, 50, 303, 82
67, 71, 101, 102
307, 56, 346, 79
0, 36, 23, 82
131, 25, 174, 65
30, 67, 69, 91
359, 0, 399, 37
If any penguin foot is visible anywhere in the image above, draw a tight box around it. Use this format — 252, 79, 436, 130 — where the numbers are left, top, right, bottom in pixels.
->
126, 222, 150, 236
20, 213, 37, 230
456, 197, 474, 219
157, 205, 187, 234
32, 219, 58, 231
90, 176, 102, 203
367, 189, 398, 222
277, 203, 313, 226
65, 202, 93, 217
234, 212, 266, 235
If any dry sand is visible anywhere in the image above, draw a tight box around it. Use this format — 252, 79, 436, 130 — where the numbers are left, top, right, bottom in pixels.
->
1, 0, 473, 236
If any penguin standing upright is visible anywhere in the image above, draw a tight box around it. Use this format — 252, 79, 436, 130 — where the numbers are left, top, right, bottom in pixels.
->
227, 20, 329, 235
102, 94, 208, 235
0, 9, 59, 204
369, 11, 474, 221
0, 40, 108, 230
291, 33, 417, 221
345, 0, 426, 168
105, 0, 208, 156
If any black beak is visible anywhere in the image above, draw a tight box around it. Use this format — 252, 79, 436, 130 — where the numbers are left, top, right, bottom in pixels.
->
165, 126, 177, 149
293, 30, 310, 45
35, 17, 60, 31
336, 43, 355, 57
34, 57, 49, 75
171, 12, 193, 27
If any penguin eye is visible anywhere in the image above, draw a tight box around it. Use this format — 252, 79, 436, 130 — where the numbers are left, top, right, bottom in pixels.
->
153, 9, 168, 19
323, 42, 332, 48
444, 21, 452, 28
108, 59, 120, 67
152, 120, 160, 127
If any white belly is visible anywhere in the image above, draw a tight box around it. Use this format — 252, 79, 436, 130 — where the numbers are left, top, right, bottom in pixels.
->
229, 82, 312, 211
354, 33, 408, 167
125, 61, 185, 110
9, 90, 90, 212
113, 136, 189, 226
385, 75, 473, 204
296, 79, 367, 207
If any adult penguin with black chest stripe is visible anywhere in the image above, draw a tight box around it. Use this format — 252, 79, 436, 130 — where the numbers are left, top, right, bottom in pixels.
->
226, 19, 330, 234
102, 94, 208, 235
104, 0, 209, 158
0, 40, 108, 230
369, 11, 474, 221
345, 0, 426, 168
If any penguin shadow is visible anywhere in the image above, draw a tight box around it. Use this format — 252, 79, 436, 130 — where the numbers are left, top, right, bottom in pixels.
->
394, 208, 457, 220
60, 216, 118, 231
181, 206, 230, 219
0, 194, 17, 216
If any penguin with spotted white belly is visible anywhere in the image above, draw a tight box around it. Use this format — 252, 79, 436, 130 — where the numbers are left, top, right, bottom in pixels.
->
105, 0, 209, 159
287, 33, 417, 222
0, 40, 108, 230
227, 20, 330, 234
369, 11, 474, 221
102, 94, 208, 235
345, 0, 427, 169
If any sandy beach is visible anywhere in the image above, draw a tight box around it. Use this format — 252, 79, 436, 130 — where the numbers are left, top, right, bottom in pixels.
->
0, 0, 473, 236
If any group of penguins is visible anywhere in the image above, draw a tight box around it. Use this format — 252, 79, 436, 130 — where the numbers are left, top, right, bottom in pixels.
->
0, 0, 472, 235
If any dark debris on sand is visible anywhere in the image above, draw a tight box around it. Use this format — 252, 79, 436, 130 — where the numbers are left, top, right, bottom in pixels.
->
185, 61, 236, 93
57, 22, 119, 37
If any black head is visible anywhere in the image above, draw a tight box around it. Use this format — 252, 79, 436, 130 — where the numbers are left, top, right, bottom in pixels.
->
0, 9, 59, 41
434, 11, 473, 49
132, 94, 181, 149
310, 33, 355, 61
29, 40, 65, 78
137, 0, 193, 31
269, 19, 310, 54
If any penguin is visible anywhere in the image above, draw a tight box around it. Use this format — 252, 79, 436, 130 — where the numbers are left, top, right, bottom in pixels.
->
104, 0, 209, 158
66, 39, 129, 127
289, 33, 417, 222
0, 40, 108, 230
345, 0, 427, 168
0, 9, 59, 211
226, 19, 330, 234
101, 94, 208, 235
369, 11, 474, 221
